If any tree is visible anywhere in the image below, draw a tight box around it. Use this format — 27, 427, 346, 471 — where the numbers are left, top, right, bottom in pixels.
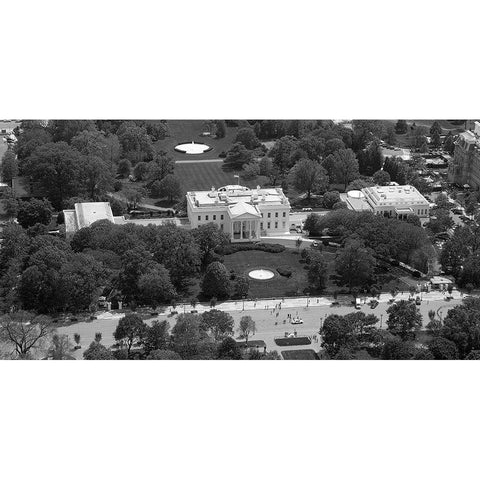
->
119, 246, 156, 301
323, 148, 360, 189
238, 316, 256, 345
241, 162, 260, 180
78, 155, 115, 200
307, 251, 328, 291
144, 320, 170, 354
321, 314, 358, 357
48, 120, 96, 143
147, 349, 181, 360
22, 142, 82, 209
0, 311, 52, 359
430, 121, 443, 137
1, 149, 18, 183
289, 158, 328, 199
335, 239, 376, 290
202, 261, 232, 299
324, 138, 345, 156
427, 208, 453, 234
224, 143, 253, 168
441, 298, 480, 358
152, 174, 182, 201
372, 169, 391, 186
145, 153, 175, 185
322, 190, 340, 209
193, 223, 230, 268
386, 300, 422, 340
234, 128, 260, 150
216, 336, 242, 359
95, 332, 102, 343
117, 122, 154, 164
269, 136, 298, 174
71, 129, 120, 164
113, 313, 147, 357
233, 274, 250, 299
381, 337, 414, 360
444, 132, 455, 155
171, 313, 206, 359
83, 341, 114, 360
137, 264, 176, 308
122, 185, 146, 210
133, 161, 150, 181
215, 120, 227, 138
48, 334, 75, 360
201, 309, 234, 340
117, 158, 132, 178
357, 140, 383, 176
395, 120, 408, 134
16, 198, 53, 229
428, 337, 458, 360
426, 319, 443, 337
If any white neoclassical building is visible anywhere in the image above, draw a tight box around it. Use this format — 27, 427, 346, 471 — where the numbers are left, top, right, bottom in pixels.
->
186, 185, 291, 242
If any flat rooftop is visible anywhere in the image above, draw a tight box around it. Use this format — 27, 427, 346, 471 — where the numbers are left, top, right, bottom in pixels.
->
363, 185, 429, 206
187, 185, 289, 209
74, 202, 114, 229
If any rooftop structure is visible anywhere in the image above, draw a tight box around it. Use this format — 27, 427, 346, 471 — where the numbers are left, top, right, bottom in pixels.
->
186, 185, 291, 242
63, 202, 125, 239
344, 185, 430, 219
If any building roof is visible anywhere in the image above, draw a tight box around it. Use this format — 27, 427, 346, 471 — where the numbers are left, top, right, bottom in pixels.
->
74, 202, 114, 229
187, 185, 290, 209
228, 202, 261, 218
362, 185, 429, 207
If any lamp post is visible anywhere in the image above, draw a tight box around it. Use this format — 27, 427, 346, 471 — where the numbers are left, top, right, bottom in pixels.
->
242, 295, 246, 311
380, 314, 383, 329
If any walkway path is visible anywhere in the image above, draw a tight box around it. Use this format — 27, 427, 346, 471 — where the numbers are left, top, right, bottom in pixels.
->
58, 290, 465, 359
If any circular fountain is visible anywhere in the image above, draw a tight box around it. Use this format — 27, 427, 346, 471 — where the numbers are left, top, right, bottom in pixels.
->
248, 269, 275, 280
174, 141, 212, 155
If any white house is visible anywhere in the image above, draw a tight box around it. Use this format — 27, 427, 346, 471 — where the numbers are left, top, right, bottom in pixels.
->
186, 185, 291, 242
362, 185, 430, 219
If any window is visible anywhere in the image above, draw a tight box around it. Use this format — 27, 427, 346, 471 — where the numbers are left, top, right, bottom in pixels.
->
220, 214, 224, 220
275, 221, 278, 228
206, 215, 209, 221
275, 212, 278, 218
282, 221, 286, 228
213, 215, 216, 220
220, 224, 223, 230
283, 211, 286, 217
197, 216, 201, 221
260, 222, 263, 229
268, 212, 271, 218
267, 222, 271, 229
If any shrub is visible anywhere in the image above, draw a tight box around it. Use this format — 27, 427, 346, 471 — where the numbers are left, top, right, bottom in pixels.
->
219, 151, 227, 158
277, 267, 292, 277
216, 242, 286, 255
412, 270, 421, 278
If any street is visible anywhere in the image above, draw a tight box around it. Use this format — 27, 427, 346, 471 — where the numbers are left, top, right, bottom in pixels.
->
58, 291, 464, 359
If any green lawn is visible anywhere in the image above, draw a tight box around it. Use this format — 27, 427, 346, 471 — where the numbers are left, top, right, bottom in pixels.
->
155, 120, 239, 161
222, 249, 337, 298
281, 349, 319, 360
175, 161, 268, 194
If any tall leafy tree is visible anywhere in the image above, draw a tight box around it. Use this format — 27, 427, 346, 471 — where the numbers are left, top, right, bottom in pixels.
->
386, 300, 422, 340
238, 316, 256, 346
234, 128, 260, 150
323, 148, 360, 189
289, 158, 328, 199
201, 309, 234, 340
193, 223, 230, 268
16, 198, 53, 229
113, 313, 147, 357
201, 261, 232, 299
137, 264, 176, 308
22, 142, 82, 209
1, 149, 18, 183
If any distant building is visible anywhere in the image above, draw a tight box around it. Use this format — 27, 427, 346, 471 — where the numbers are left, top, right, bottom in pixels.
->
343, 185, 430, 219
186, 185, 291, 242
448, 121, 480, 188
63, 202, 125, 239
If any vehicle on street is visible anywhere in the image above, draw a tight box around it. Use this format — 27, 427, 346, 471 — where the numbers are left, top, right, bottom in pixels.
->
291, 317, 303, 324
301, 207, 312, 212
370, 300, 379, 309
415, 296, 421, 305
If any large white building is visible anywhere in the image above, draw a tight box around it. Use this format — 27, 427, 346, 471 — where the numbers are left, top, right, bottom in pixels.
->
343, 185, 430, 219
186, 185, 291, 242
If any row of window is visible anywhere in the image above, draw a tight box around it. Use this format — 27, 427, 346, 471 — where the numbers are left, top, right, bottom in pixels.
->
262, 211, 287, 218
197, 214, 224, 222
260, 221, 286, 229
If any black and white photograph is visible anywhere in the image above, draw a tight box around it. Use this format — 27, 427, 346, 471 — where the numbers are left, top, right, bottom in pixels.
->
1, 119, 480, 361
1, 1, 479, 479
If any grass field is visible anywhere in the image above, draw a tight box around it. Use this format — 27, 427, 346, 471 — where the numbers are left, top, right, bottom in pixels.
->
222, 249, 337, 298
155, 120, 239, 161
175, 161, 268, 193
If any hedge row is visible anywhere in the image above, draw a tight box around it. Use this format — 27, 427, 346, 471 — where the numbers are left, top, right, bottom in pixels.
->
216, 242, 286, 255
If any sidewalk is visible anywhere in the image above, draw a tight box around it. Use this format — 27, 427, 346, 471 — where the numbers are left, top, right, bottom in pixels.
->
97, 289, 465, 320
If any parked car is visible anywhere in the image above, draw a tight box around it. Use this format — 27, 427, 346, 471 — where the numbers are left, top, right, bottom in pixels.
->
415, 296, 421, 305
370, 300, 379, 309
301, 207, 312, 212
